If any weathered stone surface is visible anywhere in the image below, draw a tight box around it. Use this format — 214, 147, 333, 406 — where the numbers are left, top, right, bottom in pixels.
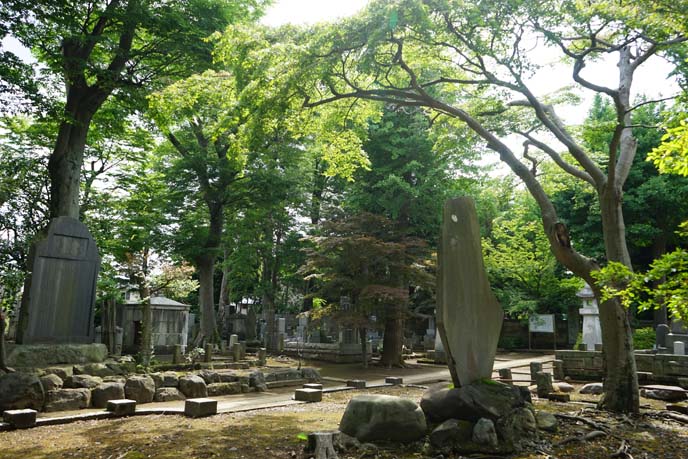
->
579, 382, 604, 395
44, 388, 91, 412
301, 367, 321, 382
199, 370, 221, 385
536, 411, 558, 432
64, 374, 102, 390
217, 372, 239, 383
124, 375, 155, 404
437, 197, 503, 385
472, 418, 498, 448
154, 387, 185, 402
295, 388, 322, 402
184, 398, 217, 418
73, 363, 116, 377
0, 373, 44, 411
207, 382, 242, 396
151, 372, 179, 388
16, 217, 100, 344
554, 382, 575, 393
7, 344, 107, 367
339, 394, 427, 443
44, 367, 71, 380
420, 381, 526, 423
640, 385, 688, 402
249, 371, 267, 392
429, 418, 473, 449
91, 382, 125, 408
107, 399, 136, 416
346, 379, 366, 389
535, 372, 554, 398
496, 407, 538, 447
40, 374, 63, 392
2, 409, 37, 428
179, 375, 208, 398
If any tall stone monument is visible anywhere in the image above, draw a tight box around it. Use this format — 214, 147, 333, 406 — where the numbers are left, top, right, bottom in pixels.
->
437, 197, 503, 387
16, 217, 100, 344
577, 283, 602, 351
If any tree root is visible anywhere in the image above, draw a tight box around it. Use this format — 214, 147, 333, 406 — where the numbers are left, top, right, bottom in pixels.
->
555, 430, 607, 447
610, 439, 634, 459
553, 413, 611, 432
646, 410, 688, 424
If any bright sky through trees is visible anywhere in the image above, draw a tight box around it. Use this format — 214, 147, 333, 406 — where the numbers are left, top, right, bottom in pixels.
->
261, 0, 369, 26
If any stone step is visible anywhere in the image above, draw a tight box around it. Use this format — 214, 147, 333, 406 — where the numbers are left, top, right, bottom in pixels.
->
266, 378, 307, 389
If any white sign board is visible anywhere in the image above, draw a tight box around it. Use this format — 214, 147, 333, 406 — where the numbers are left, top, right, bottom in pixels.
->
529, 314, 555, 333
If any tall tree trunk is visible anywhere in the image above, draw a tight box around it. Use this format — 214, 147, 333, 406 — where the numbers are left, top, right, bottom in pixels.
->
651, 235, 668, 327
140, 287, 152, 366
196, 253, 217, 345
0, 311, 12, 373
264, 291, 276, 351
358, 327, 368, 369
103, 298, 117, 355
380, 316, 404, 367
217, 249, 231, 338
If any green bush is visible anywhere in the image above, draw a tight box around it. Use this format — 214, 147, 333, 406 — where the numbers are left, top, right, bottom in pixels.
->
633, 327, 656, 350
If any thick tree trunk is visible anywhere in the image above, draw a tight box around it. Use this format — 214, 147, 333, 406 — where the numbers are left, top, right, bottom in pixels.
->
196, 253, 217, 345
380, 316, 404, 367
140, 289, 153, 366
217, 249, 230, 338
264, 293, 276, 351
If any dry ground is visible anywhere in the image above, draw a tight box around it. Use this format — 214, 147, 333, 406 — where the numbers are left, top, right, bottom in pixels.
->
1, 385, 687, 459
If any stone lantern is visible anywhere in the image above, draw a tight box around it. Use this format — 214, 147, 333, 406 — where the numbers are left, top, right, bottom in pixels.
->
577, 283, 602, 351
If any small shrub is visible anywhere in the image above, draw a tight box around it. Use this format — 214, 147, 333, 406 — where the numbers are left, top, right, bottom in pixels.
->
633, 327, 655, 350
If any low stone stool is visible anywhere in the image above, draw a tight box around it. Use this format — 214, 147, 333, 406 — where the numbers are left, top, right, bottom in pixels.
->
303, 383, 323, 390
295, 388, 322, 402
3, 409, 37, 429
385, 377, 403, 385
346, 379, 366, 389
106, 399, 137, 416
184, 398, 218, 418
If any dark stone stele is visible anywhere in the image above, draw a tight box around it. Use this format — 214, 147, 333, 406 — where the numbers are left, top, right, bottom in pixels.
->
17, 217, 100, 344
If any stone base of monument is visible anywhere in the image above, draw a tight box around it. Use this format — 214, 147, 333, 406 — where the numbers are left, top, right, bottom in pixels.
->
295, 388, 322, 402
184, 398, 217, 418
421, 380, 547, 455
6, 343, 108, 368
346, 379, 366, 389
106, 399, 136, 416
2, 409, 37, 429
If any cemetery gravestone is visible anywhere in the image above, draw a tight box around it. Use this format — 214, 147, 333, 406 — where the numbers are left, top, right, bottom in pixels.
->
437, 197, 503, 386
657, 324, 670, 349
17, 217, 100, 344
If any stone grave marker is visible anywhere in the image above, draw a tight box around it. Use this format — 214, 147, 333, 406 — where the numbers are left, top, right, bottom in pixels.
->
17, 217, 100, 344
437, 197, 503, 386
657, 324, 670, 349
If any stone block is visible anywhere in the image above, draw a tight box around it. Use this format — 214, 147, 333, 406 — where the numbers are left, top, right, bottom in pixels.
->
44, 388, 91, 412
184, 398, 217, 418
2, 409, 37, 429
303, 383, 323, 390
346, 379, 366, 389
385, 377, 403, 385
207, 382, 242, 396
546, 392, 571, 402
553, 360, 565, 380
295, 388, 322, 402
7, 344, 107, 367
106, 399, 136, 416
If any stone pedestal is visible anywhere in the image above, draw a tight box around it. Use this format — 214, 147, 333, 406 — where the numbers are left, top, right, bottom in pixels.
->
295, 388, 322, 402
674, 341, 686, 356
17, 217, 100, 344
184, 398, 217, 418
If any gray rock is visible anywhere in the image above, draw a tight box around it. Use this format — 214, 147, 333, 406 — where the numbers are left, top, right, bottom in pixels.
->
91, 382, 125, 408
73, 363, 116, 377
198, 370, 221, 384
44, 367, 71, 380
156, 372, 179, 388
63, 374, 103, 390
535, 372, 554, 398
217, 372, 239, 383
0, 373, 45, 411
640, 385, 688, 402
7, 343, 107, 367
301, 367, 321, 382
43, 388, 91, 412
496, 407, 538, 448
154, 387, 185, 402
178, 375, 207, 398
124, 375, 155, 403
249, 371, 267, 392
102, 376, 126, 384
579, 383, 604, 395
420, 381, 526, 423
429, 418, 473, 449
207, 382, 242, 396
554, 382, 575, 393
40, 374, 63, 392
472, 418, 498, 448
536, 411, 558, 432
339, 394, 427, 443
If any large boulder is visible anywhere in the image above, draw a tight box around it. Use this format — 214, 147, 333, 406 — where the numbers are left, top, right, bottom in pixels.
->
339, 395, 427, 443
40, 374, 64, 392
641, 385, 688, 402
44, 388, 91, 412
472, 418, 498, 449
73, 363, 117, 378
6, 344, 108, 367
0, 372, 45, 411
63, 374, 102, 390
198, 370, 221, 385
421, 381, 527, 423
207, 382, 242, 396
91, 382, 125, 408
178, 375, 207, 398
496, 407, 538, 449
44, 367, 71, 380
579, 383, 604, 395
249, 371, 267, 392
536, 411, 558, 432
124, 375, 155, 404
154, 387, 185, 402
151, 372, 179, 389
429, 419, 473, 450
301, 368, 321, 382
